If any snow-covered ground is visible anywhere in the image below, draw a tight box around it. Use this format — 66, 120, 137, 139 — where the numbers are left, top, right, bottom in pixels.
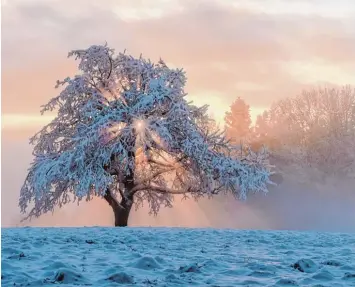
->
1, 227, 355, 286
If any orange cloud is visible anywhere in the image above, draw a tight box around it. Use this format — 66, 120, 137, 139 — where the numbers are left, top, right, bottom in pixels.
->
3, 0, 355, 117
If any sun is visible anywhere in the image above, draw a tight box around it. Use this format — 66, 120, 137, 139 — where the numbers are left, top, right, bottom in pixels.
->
133, 119, 146, 133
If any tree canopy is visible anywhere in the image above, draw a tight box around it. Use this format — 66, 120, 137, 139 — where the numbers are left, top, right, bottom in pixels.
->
20, 44, 272, 226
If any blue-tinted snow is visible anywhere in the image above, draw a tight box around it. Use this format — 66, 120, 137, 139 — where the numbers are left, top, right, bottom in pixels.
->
1, 227, 355, 286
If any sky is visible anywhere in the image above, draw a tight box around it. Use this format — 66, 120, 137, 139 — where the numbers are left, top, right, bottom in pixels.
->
2, 0, 355, 228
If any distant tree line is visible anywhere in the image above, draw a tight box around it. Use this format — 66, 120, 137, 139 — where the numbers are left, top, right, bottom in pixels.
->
224, 86, 355, 183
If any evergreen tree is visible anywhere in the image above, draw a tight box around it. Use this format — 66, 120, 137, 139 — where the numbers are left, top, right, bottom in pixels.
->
224, 97, 252, 144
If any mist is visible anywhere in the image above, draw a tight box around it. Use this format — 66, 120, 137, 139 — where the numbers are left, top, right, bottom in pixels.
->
2, 131, 354, 233
248, 178, 355, 233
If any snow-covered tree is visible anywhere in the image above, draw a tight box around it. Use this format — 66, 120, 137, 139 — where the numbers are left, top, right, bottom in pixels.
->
224, 97, 252, 144
20, 44, 272, 227
258, 86, 355, 182
254, 111, 270, 140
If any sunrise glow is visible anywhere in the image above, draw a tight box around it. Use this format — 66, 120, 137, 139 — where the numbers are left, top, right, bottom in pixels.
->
2, 2, 355, 286
2, 0, 355, 235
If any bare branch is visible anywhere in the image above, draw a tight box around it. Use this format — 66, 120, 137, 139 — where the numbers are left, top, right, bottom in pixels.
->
132, 184, 195, 195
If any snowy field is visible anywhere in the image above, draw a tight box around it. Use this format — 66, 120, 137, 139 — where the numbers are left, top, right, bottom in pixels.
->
1, 227, 355, 287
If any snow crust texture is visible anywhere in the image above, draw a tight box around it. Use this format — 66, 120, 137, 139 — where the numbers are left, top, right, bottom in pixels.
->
2, 227, 355, 286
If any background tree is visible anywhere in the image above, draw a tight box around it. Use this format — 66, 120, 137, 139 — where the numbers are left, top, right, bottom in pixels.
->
254, 111, 270, 141
20, 44, 272, 227
254, 86, 355, 181
224, 97, 252, 144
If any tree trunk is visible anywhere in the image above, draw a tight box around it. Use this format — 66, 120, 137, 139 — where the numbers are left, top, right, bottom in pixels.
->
105, 134, 136, 227
104, 189, 133, 227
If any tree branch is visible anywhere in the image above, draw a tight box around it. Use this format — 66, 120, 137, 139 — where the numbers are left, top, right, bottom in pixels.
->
118, 186, 125, 199
131, 184, 195, 195
135, 166, 177, 188
131, 175, 225, 195
104, 187, 124, 209
107, 55, 113, 80
147, 158, 173, 168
